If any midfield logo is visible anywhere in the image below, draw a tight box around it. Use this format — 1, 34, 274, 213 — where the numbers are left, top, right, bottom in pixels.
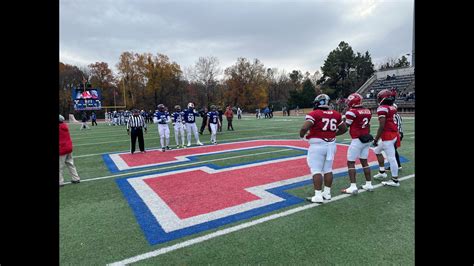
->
114, 140, 379, 245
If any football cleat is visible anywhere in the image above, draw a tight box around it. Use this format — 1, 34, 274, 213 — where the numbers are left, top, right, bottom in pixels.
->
361, 184, 374, 191
322, 192, 331, 200
341, 187, 358, 195
306, 195, 324, 203
197, 141, 204, 146
382, 180, 400, 187
373, 172, 387, 179
187, 142, 192, 147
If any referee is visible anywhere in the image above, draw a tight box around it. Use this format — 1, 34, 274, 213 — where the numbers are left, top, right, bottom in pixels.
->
127, 109, 147, 154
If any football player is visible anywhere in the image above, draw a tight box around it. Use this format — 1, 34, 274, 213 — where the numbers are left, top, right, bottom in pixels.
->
341, 93, 374, 195
207, 105, 221, 145
372, 89, 401, 187
172, 105, 186, 148
300, 94, 347, 203
184, 102, 204, 146
154, 104, 171, 152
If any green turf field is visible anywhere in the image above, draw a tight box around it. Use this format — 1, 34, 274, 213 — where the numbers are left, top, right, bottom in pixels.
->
60, 115, 414, 265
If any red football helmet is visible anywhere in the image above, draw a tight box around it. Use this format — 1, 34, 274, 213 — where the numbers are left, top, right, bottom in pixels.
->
377, 89, 395, 105
346, 93, 363, 108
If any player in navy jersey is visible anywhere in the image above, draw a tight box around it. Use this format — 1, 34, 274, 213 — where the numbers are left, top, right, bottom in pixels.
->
172, 105, 186, 148
154, 104, 171, 152
207, 105, 221, 144
183, 102, 203, 147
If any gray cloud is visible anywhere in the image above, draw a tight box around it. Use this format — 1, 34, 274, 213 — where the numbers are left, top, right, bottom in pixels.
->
60, 0, 414, 74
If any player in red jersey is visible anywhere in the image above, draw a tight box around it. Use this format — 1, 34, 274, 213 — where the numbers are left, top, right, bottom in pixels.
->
372, 89, 401, 187
341, 93, 374, 195
300, 94, 347, 203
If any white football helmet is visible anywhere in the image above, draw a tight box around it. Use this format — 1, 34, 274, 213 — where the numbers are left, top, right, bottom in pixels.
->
187, 102, 195, 109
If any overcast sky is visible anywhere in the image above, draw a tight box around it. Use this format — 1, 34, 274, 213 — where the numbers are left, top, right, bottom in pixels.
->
60, 0, 414, 76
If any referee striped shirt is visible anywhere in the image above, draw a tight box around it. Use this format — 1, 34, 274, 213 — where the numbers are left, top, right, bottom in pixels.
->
127, 115, 147, 130
394, 113, 403, 133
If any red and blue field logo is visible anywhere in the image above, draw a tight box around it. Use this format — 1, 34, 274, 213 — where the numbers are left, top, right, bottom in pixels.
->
105, 140, 391, 245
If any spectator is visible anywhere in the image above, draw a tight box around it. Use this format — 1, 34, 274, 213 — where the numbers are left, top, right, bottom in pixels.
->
224, 106, 234, 130
59, 115, 80, 187
264, 107, 269, 118
237, 107, 242, 119
218, 107, 224, 132
80, 112, 90, 130
91, 111, 97, 126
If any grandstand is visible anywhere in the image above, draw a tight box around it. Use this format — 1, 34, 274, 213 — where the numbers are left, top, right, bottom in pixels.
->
357, 66, 415, 113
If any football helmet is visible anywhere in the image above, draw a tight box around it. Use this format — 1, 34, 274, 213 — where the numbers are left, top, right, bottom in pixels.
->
174, 105, 181, 111
188, 102, 195, 109
313, 94, 330, 109
377, 89, 395, 105
346, 93, 363, 108
210, 105, 217, 111
157, 104, 165, 112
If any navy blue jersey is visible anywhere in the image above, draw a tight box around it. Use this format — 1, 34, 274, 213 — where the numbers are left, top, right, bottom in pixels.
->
154, 111, 170, 124
184, 109, 199, 123
207, 111, 219, 124
172, 111, 185, 123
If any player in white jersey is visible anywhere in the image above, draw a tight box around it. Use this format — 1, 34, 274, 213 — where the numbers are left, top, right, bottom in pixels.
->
154, 104, 171, 152
183, 102, 203, 146
172, 105, 186, 148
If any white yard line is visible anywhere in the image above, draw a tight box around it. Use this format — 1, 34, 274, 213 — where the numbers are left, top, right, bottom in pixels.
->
107, 174, 415, 266
71, 126, 293, 142
64, 148, 301, 184
74, 133, 298, 157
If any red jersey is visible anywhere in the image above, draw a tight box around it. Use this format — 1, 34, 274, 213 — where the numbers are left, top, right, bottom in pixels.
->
377, 104, 400, 142
59, 123, 73, 155
345, 107, 372, 139
305, 109, 343, 140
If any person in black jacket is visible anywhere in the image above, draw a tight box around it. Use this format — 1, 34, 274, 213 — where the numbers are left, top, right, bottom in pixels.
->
199, 107, 211, 135
217, 107, 223, 132
80, 112, 90, 130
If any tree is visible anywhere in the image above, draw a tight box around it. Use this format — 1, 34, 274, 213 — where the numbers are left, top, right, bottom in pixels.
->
288, 79, 317, 108
266, 68, 292, 109
379, 55, 409, 70
59, 62, 87, 116
190, 56, 221, 107
395, 55, 410, 68
116, 52, 140, 108
224, 57, 269, 110
289, 70, 303, 91
319, 41, 374, 98
88, 62, 116, 106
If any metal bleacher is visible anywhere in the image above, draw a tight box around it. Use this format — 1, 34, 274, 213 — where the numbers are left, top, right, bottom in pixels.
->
357, 67, 415, 113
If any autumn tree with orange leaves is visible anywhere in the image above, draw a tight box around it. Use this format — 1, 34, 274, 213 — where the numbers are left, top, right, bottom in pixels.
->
224, 58, 269, 110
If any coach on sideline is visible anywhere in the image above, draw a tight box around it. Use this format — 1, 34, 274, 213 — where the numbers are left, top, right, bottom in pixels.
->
127, 109, 147, 154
